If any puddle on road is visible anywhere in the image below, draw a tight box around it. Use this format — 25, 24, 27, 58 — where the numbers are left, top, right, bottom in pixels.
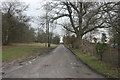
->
20, 58, 36, 65
72, 67, 75, 69
70, 62, 81, 68
0, 69, 4, 75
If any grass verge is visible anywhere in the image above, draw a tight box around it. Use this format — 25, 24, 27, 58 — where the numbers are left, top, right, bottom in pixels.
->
71, 49, 119, 78
2, 43, 58, 62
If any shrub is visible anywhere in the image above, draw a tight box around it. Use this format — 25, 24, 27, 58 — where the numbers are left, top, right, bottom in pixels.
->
96, 42, 107, 60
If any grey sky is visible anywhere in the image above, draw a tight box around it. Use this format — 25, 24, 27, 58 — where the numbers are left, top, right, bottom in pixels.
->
22, 0, 65, 37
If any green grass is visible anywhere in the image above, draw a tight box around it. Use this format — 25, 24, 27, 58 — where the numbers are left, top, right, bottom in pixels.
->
2, 43, 58, 62
71, 49, 119, 78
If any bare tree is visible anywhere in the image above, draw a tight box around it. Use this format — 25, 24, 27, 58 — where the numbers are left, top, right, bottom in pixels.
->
40, 2, 58, 47
1, 1, 31, 45
50, 1, 117, 48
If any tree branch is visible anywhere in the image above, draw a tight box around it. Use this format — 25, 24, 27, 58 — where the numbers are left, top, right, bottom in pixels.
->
84, 2, 113, 31
83, 21, 108, 35
63, 25, 76, 33
64, 2, 78, 33
69, 2, 79, 13
57, 23, 76, 33
51, 14, 69, 23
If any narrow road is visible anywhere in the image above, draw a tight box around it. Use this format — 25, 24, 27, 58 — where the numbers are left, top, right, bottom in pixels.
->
3, 45, 104, 78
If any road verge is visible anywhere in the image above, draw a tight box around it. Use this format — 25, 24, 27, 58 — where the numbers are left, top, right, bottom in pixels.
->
66, 46, 119, 79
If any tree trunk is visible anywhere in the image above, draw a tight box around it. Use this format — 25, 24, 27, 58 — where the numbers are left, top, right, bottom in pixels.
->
71, 43, 74, 48
4, 30, 9, 45
100, 53, 103, 61
74, 35, 82, 49
118, 38, 120, 68
47, 22, 50, 47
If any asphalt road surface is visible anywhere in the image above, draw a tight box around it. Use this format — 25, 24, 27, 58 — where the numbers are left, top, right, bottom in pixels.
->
3, 45, 104, 78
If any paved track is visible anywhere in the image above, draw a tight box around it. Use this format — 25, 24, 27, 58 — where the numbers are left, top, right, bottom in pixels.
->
3, 45, 104, 78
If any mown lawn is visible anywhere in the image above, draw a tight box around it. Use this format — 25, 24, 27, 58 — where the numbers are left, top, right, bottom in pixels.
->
2, 43, 58, 62
71, 49, 119, 78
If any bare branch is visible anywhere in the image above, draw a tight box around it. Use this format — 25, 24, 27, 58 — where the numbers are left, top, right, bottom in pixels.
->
83, 21, 108, 35
69, 2, 79, 13
63, 26, 76, 33
51, 14, 69, 23
57, 23, 76, 33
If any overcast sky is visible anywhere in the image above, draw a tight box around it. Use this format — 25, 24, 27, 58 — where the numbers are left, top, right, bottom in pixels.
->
24, 0, 65, 37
